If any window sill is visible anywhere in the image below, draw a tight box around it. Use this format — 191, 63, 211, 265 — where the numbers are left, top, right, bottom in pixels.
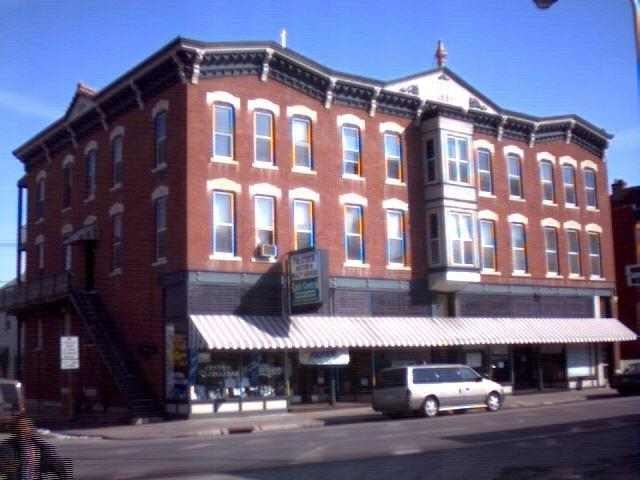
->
589, 275, 606, 281
542, 201, 557, 207
110, 183, 123, 192
509, 196, 526, 202
251, 257, 278, 264
478, 191, 496, 198
209, 254, 242, 262
152, 163, 167, 174
446, 180, 473, 187
292, 166, 316, 175
568, 274, 585, 280
343, 261, 369, 268
545, 273, 564, 279
151, 258, 167, 267
586, 206, 600, 212
252, 162, 278, 170
83, 195, 95, 204
386, 264, 411, 271
110, 268, 122, 277
342, 174, 365, 182
61, 207, 71, 214
210, 156, 238, 165
565, 204, 579, 209
385, 179, 405, 187
512, 272, 531, 277
481, 270, 501, 275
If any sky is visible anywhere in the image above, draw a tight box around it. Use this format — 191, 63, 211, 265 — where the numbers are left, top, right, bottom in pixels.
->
0, 0, 638, 286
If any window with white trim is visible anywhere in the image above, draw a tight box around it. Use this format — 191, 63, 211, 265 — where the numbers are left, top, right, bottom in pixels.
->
154, 196, 167, 261
563, 164, 577, 206
293, 199, 314, 249
507, 153, 523, 198
447, 212, 474, 266
254, 111, 274, 165
479, 220, 496, 271
112, 213, 123, 271
544, 226, 559, 275
584, 168, 597, 208
386, 210, 406, 265
384, 133, 402, 181
510, 223, 527, 273
344, 204, 364, 262
342, 126, 361, 176
111, 134, 124, 186
426, 139, 436, 182
254, 195, 275, 248
540, 161, 555, 203
84, 149, 96, 198
477, 148, 492, 194
154, 111, 167, 168
214, 104, 234, 159
447, 136, 469, 183
588, 232, 602, 277
36, 179, 45, 219
429, 213, 440, 265
212, 191, 235, 256
567, 229, 581, 275
62, 165, 72, 209
292, 117, 312, 169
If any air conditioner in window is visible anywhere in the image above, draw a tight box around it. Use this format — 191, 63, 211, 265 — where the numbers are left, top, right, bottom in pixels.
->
260, 244, 278, 258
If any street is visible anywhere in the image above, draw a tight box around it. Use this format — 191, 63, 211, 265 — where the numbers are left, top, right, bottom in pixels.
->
50, 395, 640, 479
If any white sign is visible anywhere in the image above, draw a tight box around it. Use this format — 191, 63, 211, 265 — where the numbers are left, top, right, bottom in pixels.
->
299, 349, 350, 366
626, 264, 640, 287
60, 336, 79, 370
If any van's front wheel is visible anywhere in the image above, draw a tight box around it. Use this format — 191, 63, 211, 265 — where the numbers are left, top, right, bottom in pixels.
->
423, 396, 439, 417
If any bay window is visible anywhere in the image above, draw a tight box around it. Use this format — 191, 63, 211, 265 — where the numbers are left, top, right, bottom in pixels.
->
447, 212, 474, 266
447, 136, 469, 183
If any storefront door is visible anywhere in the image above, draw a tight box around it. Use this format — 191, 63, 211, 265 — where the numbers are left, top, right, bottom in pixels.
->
513, 346, 540, 390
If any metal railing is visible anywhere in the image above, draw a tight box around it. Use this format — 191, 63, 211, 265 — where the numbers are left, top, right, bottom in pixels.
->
0, 272, 71, 311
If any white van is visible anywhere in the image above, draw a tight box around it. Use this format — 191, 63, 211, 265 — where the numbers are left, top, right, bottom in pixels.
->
372, 364, 504, 417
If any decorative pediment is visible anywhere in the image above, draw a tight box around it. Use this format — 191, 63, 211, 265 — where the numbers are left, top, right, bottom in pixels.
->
65, 83, 97, 121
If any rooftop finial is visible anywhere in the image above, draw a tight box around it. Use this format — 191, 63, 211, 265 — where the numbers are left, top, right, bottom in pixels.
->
280, 28, 287, 48
435, 40, 447, 68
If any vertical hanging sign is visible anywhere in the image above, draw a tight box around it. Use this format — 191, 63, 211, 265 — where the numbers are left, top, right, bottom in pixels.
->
289, 249, 324, 311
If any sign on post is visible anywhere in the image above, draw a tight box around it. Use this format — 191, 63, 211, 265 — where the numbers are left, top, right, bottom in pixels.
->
289, 249, 324, 310
60, 336, 79, 370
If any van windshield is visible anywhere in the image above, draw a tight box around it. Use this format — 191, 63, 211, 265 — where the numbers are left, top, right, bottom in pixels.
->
378, 369, 406, 388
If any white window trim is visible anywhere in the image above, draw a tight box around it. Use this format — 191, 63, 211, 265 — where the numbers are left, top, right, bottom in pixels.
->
286, 105, 318, 123
293, 199, 315, 250
151, 185, 169, 201
559, 155, 577, 168
341, 125, 362, 176
109, 202, 124, 216
248, 98, 280, 117
339, 193, 368, 207
291, 116, 312, 170
473, 139, 495, 154
206, 91, 241, 110
507, 213, 528, 225
445, 135, 472, 185
385, 209, 406, 266
379, 121, 405, 134
479, 219, 497, 272
254, 195, 276, 248
507, 153, 523, 198
344, 204, 365, 263
84, 140, 98, 155
541, 217, 561, 229
61, 224, 73, 235
478, 210, 499, 222
288, 187, 319, 203
446, 211, 476, 267
212, 103, 235, 163
253, 110, 274, 166
382, 198, 408, 211
585, 223, 603, 233
581, 159, 599, 171
337, 113, 366, 130
503, 145, 524, 158
62, 155, 75, 168
563, 220, 582, 231
566, 229, 582, 277
212, 191, 236, 257
109, 125, 125, 141
249, 183, 282, 199
384, 132, 403, 182
151, 99, 169, 119
536, 152, 557, 164
36, 170, 47, 182
476, 147, 493, 194
543, 226, 560, 275
510, 223, 528, 274
539, 160, 556, 203
206, 178, 241, 193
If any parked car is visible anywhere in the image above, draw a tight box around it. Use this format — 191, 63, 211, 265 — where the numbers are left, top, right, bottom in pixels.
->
610, 363, 640, 396
0, 379, 25, 432
372, 364, 504, 417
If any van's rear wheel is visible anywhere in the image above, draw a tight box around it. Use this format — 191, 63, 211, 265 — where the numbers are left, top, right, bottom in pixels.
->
423, 396, 439, 418
486, 392, 502, 412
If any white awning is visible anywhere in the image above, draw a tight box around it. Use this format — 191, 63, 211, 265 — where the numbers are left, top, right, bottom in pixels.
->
190, 315, 637, 351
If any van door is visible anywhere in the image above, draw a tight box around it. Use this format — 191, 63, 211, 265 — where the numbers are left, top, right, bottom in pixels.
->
433, 367, 462, 408
458, 367, 486, 405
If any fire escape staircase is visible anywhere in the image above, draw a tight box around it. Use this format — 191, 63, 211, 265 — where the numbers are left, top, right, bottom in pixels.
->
69, 290, 162, 420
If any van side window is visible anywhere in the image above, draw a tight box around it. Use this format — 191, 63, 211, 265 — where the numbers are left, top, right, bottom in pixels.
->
413, 368, 438, 384
459, 367, 480, 381
380, 369, 407, 388
435, 367, 457, 382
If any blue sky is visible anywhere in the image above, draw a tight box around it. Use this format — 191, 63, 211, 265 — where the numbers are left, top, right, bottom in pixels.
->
0, 0, 638, 285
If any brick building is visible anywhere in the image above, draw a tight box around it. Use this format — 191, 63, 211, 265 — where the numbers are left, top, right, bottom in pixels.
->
611, 180, 640, 367
2, 37, 635, 418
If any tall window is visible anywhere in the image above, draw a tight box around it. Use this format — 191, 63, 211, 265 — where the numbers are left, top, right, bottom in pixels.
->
254, 111, 274, 165
477, 149, 493, 194
447, 212, 474, 266
540, 161, 555, 203
567, 229, 581, 275
214, 104, 234, 159
447, 136, 469, 183
254, 196, 275, 247
111, 135, 124, 186
154, 196, 167, 261
563, 165, 577, 205
386, 210, 405, 265
344, 205, 364, 262
212, 191, 235, 255
112, 213, 123, 271
384, 133, 402, 181
292, 117, 311, 169
293, 199, 314, 249
429, 213, 440, 264
37, 242, 44, 273
544, 227, 559, 274
84, 149, 96, 199
588, 233, 602, 277
62, 235, 72, 272
584, 168, 597, 208
35, 179, 45, 219
426, 139, 436, 182
342, 126, 361, 176
510, 223, 527, 273
154, 111, 167, 168
62, 165, 72, 209
479, 220, 496, 271
507, 154, 523, 198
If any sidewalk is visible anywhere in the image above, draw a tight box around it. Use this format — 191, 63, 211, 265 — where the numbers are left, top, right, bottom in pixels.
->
53, 387, 620, 441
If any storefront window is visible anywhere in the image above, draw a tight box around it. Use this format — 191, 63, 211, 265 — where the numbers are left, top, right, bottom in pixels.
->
488, 345, 511, 384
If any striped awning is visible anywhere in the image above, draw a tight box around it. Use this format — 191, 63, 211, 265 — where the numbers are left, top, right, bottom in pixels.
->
189, 315, 637, 351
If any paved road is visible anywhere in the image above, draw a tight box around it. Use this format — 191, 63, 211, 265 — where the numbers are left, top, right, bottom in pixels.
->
52, 395, 640, 479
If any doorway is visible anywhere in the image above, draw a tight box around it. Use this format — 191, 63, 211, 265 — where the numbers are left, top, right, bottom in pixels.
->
513, 346, 540, 390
